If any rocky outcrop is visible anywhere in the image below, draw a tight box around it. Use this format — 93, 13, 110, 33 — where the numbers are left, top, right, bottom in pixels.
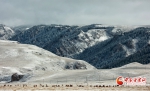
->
65, 62, 87, 70
11, 73, 24, 82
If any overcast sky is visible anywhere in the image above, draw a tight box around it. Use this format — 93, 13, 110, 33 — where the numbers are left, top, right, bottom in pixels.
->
0, 0, 150, 26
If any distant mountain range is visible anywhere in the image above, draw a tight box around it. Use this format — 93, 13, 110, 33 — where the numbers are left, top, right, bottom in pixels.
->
1, 24, 150, 69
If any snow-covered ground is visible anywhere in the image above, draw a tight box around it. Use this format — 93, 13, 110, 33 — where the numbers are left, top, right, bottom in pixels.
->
0, 40, 149, 86
28, 62, 150, 86
0, 40, 95, 83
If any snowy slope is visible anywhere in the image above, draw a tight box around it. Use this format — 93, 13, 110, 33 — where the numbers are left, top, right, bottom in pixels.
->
0, 40, 149, 85
0, 24, 15, 40
0, 40, 95, 83
28, 62, 150, 85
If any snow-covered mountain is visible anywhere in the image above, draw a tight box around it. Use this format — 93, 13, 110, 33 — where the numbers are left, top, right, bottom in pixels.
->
0, 24, 15, 40
76, 27, 150, 68
10, 24, 138, 57
0, 40, 95, 82
0, 24, 33, 40
10, 24, 150, 69
11, 25, 33, 34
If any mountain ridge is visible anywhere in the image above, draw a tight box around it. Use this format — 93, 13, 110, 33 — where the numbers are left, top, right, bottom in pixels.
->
1, 24, 150, 69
